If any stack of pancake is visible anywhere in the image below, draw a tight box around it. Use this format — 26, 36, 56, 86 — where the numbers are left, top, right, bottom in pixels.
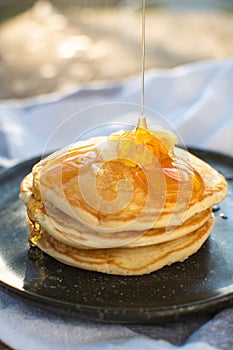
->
20, 126, 227, 275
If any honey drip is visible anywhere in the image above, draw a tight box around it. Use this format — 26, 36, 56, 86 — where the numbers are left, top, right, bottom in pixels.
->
115, 126, 204, 200
137, 115, 147, 129
29, 222, 42, 247
28, 221, 42, 247
140, 0, 146, 119
27, 193, 44, 247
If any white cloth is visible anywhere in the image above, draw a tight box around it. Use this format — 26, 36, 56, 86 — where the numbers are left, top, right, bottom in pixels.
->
0, 59, 233, 350
0, 289, 219, 350
0, 58, 232, 165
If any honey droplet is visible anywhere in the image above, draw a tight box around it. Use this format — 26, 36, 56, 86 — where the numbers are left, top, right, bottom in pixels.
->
137, 116, 148, 129
29, 221, 42, 247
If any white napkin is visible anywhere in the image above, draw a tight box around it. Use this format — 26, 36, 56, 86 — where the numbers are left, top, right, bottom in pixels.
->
0, 59, 233, 350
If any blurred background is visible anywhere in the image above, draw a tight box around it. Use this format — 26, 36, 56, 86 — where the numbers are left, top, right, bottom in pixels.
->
0, 0, 232, 100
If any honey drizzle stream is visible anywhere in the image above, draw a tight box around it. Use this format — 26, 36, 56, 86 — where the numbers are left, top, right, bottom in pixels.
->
138, 0, 147, 129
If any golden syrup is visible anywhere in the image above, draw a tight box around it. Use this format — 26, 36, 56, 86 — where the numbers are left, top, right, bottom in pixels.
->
137, 116, 147, 129
116, 126, 204, 200
39, 143, 98, 190
29, 222, 42, 247
26, 195, 44, 246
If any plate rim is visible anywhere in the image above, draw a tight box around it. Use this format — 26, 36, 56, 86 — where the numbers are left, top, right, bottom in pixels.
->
1, 279, 233, 322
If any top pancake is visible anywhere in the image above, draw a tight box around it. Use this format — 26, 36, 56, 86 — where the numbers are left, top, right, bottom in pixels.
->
20, 135, 227, 236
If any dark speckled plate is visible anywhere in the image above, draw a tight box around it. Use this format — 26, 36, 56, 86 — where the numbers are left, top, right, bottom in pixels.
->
0, 148, 233, 323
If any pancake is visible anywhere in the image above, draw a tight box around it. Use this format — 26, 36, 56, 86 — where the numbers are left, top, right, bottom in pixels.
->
34, 206, 212, 249
21, 174, 212, 248
27, 214, 215, 276
20, 144, 227, 247
20, 142, 227, 231
19, 126, 228, 275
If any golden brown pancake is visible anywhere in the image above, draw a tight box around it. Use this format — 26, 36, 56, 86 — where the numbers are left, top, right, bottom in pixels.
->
21, 176, 212, 249
19, 127, 228, 275
27, 214, 215, 276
